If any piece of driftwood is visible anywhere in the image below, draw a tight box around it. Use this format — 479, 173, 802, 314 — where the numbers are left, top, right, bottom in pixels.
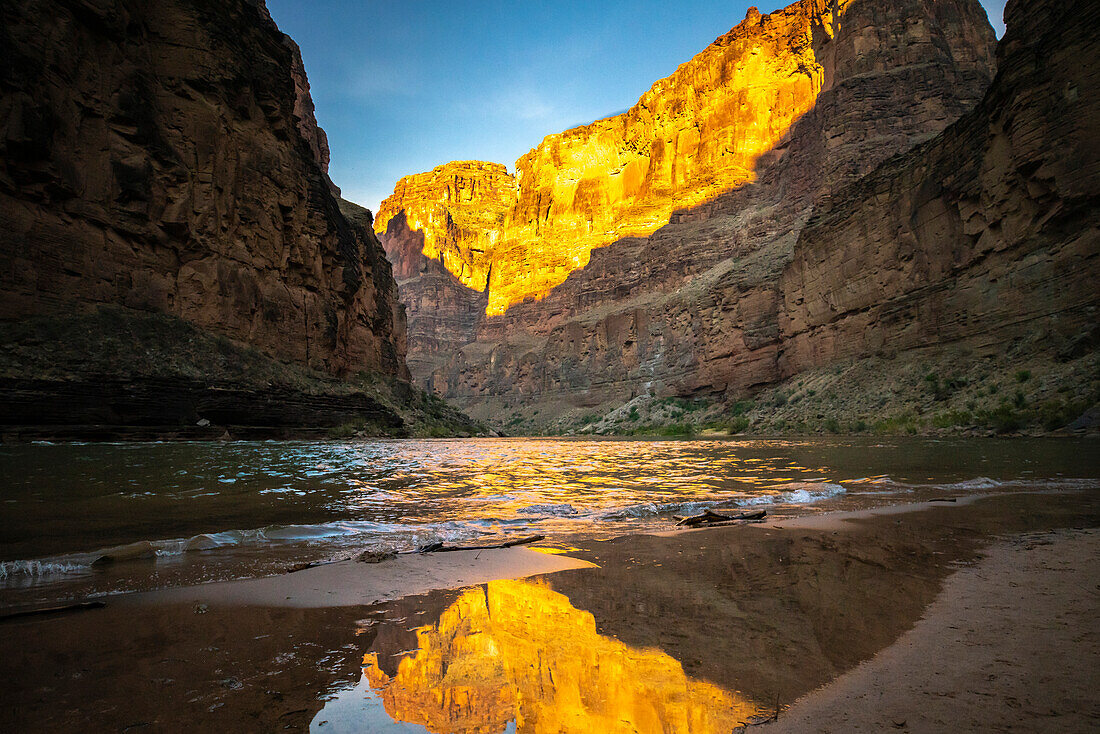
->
0, 600, 106, 622
697, 517, 769, 528
286, 558, 346, 573
418, 535, 545, 554
929, 497, 958, 503
676, 509, 766, 527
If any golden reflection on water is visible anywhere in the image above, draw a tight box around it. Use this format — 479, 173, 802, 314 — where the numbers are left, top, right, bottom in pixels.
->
362, 579, 757, 733
366, 440, 829, 529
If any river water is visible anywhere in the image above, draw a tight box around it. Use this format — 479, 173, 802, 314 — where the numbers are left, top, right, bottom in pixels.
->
1, 436, 1097, 609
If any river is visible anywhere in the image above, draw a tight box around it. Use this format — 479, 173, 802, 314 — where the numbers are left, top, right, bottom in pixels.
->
1, 436, 1097, 609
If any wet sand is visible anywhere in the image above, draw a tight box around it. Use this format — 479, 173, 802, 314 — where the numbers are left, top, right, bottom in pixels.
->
140, 545, 594, 608
0, 490, 1097, 732
768, 527, 1099, 733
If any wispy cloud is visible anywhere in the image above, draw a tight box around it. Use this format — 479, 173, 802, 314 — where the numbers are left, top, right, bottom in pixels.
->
489, 87, 555, 121
341, 57, 423, 100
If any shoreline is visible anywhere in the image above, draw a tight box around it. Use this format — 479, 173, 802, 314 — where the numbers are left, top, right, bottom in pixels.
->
0, 490, 1096, 731
3, 430, 1098, 443
129, 545, 594, 609
767, 526, 1099, 732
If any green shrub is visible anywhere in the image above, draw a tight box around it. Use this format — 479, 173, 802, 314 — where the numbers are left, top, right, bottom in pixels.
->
932, 410, 972, 428
1015, 370, 1031, 383
327, 422, 359, 439
729, 416, 750, 434
730, 400, 754, 416
873, 412, 922, 435
926, 372, 966, 401
823, 418, 840, 434
1034, 398, 1089, 431
978, 402, 1024, 433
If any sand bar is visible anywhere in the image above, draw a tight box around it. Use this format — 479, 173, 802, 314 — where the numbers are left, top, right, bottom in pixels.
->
768, 527, 1099, 733
132, 545, 594, 609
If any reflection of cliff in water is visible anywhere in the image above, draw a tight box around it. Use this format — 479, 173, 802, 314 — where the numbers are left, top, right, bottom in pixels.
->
361, 579, 760, 734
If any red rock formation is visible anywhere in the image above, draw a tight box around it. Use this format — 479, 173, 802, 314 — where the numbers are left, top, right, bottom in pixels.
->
377, 161, 517, 289
382, 0, 998, 411
0, 0, 407, 380
382, 212, 488, 395
779, 0, 1100, 374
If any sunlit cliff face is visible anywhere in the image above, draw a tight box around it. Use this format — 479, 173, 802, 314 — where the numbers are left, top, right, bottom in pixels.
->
376, 1, 845, 316
361, 579, 758, 733
376, 161, 518, 291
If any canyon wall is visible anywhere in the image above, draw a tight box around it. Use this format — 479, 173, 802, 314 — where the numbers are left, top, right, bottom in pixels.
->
378, 161, 516, 288
0, 0, 407, 379
780, 0, 1099, 372
380, 0, 995, 318
380, 0, 1000, 416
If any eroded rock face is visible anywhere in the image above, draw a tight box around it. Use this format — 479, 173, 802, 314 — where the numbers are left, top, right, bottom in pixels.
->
379, 0, 855, 316
382, 213, 488, 394
377, 161, 517, 289
381, 0, 998, 413
0, 0, 406, 379
779, 0, 1100, 374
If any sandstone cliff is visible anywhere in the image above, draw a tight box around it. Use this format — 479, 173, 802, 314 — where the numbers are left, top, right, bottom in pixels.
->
0, 0, 404, 379
378, 161, 517, 288
380, 0, 1006, 429
0, 0, 488, 437
379, 0, 995, 318
780, 0, 1099, 373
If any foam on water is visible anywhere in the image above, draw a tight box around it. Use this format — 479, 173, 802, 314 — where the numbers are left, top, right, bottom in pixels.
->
0, 560, 87, 579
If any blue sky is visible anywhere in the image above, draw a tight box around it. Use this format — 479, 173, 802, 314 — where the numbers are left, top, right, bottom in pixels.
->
266, 1, 1006, 214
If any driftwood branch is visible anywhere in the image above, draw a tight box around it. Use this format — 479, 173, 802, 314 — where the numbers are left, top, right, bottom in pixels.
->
418, 535, 545, 554
285, 535, 549, 572
676, 509, 766, 527
0, 600, 106, 622
286, 558, 346, 573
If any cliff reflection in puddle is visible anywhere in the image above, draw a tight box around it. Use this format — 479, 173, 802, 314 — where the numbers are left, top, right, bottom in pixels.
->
311, 579, 758, 733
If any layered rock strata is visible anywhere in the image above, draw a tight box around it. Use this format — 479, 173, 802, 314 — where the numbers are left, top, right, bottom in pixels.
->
779, 0, 1100, 374
0, 0, 407, 380
378, 161, 517, 288
380, 0, 1000, 412
0, 0, 443, 434
381, 212, 488, 395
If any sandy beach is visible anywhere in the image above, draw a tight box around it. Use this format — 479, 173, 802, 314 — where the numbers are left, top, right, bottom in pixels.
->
768, 527, 1099, 733
1, 490, 1097, 732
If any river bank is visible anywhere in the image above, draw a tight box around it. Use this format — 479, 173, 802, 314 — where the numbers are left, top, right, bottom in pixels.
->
0, 489, 1096, 731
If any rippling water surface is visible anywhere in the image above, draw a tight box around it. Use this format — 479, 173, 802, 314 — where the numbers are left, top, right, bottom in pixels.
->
1, 436, 1096, 606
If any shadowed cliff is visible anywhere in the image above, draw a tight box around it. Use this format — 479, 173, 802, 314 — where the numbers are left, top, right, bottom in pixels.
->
0, 0, 484, 438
